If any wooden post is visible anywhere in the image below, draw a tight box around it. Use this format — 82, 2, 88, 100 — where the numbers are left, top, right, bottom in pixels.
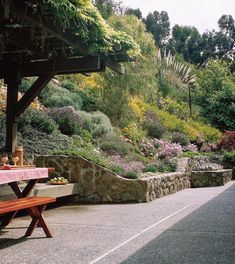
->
188, 84, 192, 117
4, 71, 21, 153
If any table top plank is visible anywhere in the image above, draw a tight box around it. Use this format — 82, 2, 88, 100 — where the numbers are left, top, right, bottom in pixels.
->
0, 168, 49, 185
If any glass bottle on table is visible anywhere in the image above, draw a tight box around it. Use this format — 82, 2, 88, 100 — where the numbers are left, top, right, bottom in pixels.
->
14, 146, 24, 167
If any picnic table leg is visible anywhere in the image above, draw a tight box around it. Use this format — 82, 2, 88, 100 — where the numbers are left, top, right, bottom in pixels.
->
25, 205, 52, 238
0, 179, 38, 228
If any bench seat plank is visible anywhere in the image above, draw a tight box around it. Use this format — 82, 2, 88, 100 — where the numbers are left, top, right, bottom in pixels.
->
0, 196, 56, 237
0, 197, 56, 215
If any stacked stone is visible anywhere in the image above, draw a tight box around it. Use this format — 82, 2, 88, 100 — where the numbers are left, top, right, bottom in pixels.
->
144, 173, 191, 202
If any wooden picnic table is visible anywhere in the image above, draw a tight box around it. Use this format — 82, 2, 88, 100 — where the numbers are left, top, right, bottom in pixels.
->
0, 167, 56, 237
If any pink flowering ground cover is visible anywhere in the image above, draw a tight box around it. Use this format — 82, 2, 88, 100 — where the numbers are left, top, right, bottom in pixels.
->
109, 155, 145, 174
155, 139, 183, 158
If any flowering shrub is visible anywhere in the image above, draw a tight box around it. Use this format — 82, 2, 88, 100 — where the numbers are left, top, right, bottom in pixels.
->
155, 140, 183, 158
109, 155, 145, 175
139, 139, 156, 157
49, 106, 82, 135
183, 143, 198, 153
162, 97, 189, 120
129, 97, 149, 121
200, 143, 217, 152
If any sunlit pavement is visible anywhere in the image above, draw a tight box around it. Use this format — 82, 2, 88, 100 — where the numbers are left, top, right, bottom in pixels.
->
0, 181, 234, 264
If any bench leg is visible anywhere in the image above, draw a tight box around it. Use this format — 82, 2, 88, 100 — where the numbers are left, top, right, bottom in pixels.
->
25, 205, 53, 238
1, 180, 39, 228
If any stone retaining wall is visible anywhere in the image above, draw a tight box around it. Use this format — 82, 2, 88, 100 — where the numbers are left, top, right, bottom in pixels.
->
191, 169, 233, 188
35, 155, 190, 203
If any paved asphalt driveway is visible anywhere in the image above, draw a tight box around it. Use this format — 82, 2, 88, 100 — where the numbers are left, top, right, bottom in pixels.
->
0, 181, 234, 264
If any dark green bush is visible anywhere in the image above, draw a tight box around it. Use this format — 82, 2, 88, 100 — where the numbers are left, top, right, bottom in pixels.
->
18, 126, 74, 162
18, 78, 36, 93
223, 151, 235, 167
154, 158, 178, 172
143, 110, 165, 139
143, 121, 165, 139
61, 80, 78, 92
172, 132, 189, 146
144, 164, 158, 173
124, 171, 138, 179
18, 109, 58, 134
78, 90, 99, 112
48, 106, 82, 136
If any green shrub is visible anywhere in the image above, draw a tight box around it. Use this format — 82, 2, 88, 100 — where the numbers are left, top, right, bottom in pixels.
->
48, 106, 82, 136
110, 166, 126, 175
143, 121, 165, 139
40, 82, 82, 110
163, 98, 189, 120
52, 148, 108, 167
99, 134, 134, 156
18, 78, 36, 93
143, 110, 165, 139
79, 111, 113, 138
124, 171, 138, 179
18, 109, 58, 134
172, 132, 189, 146
61, 80, 78, 92
223, 151, 235, 167
123, 122, 147, 142
144, 164, 158, 173
18, 126, 74, 161
154, 158, 178, 172
78, 90, 99, 112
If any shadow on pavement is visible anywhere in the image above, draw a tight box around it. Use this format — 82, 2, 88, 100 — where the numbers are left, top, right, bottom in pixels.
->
121, 183, 235, 264
0, 237, 27, 250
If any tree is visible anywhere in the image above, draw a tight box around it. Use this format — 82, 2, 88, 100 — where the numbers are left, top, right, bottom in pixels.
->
96, 15, 158, 125
125, 8, 142, 19
92, 0, 124, 19
144, 11, 170, 48
196, 60, 235, 130
168, 25, 203, 65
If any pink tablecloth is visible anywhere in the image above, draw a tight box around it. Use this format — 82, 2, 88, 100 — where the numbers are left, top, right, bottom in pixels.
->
0, 168, 49, 185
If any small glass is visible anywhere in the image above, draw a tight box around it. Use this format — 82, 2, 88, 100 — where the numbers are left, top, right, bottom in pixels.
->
1, 155, 8, 165
12, 155, 19, 166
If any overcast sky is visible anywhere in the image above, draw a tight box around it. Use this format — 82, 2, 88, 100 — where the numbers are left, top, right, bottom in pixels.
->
122, 0, 235, 33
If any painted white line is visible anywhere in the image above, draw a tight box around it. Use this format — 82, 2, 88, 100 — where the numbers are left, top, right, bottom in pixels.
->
89, 204, 192, 264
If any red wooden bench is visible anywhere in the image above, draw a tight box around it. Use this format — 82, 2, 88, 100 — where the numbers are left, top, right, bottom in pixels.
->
0, 196, 56, 238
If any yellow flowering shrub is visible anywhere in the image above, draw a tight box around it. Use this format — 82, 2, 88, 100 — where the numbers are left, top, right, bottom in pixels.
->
128, 96, 221, 142
191, 121, 221, 142
129, 97, 152, 121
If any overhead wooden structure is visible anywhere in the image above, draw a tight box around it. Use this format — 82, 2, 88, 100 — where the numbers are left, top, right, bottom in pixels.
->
0, 0, 138, 153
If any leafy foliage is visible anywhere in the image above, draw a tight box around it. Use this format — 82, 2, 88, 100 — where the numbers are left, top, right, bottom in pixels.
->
99, 133, 134, 156
96, 15, 158, 125
196, 60, 235, 130
41, 0, 140, 55
144, 11, 170, 48
18, 109, 58, 135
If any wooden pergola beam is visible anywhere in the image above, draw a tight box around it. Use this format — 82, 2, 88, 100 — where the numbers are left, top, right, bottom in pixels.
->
15, 73, 54, 120
0, 56, 104, 78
